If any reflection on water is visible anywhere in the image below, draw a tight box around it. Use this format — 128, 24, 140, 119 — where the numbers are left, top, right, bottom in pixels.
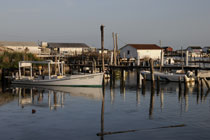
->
10, 85, 103, 110
0, 71, 210, 140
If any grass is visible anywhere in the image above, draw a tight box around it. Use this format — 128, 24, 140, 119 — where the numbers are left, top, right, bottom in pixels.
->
0, 51, 42, 69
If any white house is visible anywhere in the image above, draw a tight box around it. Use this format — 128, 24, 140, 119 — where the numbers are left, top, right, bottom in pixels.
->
187, 46, 202, 53
120, 44, 162, 60
0, 41, 41, 54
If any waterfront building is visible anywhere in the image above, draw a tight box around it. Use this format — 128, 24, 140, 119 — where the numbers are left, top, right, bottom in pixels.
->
119, 44, 162, 60
46, 42, 90, 55
187, 46, 202, 57
0, 41, 41, 54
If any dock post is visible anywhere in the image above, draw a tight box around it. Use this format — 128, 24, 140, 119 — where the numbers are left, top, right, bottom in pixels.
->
160, 50, 164, 71
185, 50, 189, 66
142, 74, 146, 95
149, 59, 155, 89
113, 69, 116, 88
100, 25, 105, 72
110, 68, 113, 88
178, 76, 182, 102
156, 76, 160, 95
120, 69, 125, 88
197, 77, 200, 103
137, 69, 142, 89
201, 78, 204, 95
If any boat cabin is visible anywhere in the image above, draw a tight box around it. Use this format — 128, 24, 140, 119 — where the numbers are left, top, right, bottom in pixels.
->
18, 60, 65, 80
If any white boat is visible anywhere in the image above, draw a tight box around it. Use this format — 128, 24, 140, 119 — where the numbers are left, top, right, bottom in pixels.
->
141, 71, 195, 82
11, 60, 104, 87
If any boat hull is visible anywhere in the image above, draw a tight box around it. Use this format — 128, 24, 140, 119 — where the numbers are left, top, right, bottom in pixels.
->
12, 73, 104, 87
141, 71, 194, 82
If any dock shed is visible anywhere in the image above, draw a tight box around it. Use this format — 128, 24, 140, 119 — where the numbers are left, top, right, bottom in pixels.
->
119, 44, 162, 60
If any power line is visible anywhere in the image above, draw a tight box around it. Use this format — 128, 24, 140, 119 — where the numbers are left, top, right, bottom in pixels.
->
118, 36, 127, 45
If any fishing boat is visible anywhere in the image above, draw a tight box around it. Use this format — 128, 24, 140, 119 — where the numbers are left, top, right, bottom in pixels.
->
11, 60, 104, 87
141, 70, 195, 82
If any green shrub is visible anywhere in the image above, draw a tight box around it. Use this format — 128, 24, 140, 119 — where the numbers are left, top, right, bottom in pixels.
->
0, 52, 42, 69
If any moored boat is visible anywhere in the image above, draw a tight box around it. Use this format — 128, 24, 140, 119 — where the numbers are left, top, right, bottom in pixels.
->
11, 60, 104, 87
141, 70, 195, 82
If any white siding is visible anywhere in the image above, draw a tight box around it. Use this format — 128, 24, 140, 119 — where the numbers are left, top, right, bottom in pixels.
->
60, 48, 83, 55
120, 45, 161, 60
6, 46, 41, 54
137, 50, 161, 59
120, 46, 137, 59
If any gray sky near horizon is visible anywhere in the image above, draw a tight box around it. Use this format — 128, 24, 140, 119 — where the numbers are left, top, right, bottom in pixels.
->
0, 0, 210, 50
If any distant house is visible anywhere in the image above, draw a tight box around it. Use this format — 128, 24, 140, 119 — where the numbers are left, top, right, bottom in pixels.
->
0, 41, 41, 54
162, 46, 173, 52
203, 46, 210, 54
186, 46, 202, 57
47, 43, 90, 55
119, 44, 162, 60
187, 46, 202, 54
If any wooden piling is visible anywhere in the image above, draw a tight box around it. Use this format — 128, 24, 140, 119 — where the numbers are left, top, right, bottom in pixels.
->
115, 33, 119, 65
156, 76, 160, 95
149, 59, 155, 89
137, 70, 141, 89
112, 32, 117, 66
100, 25, 105, 72
142, 74, 146, 95
110, 68, 113, 88
197, 77, 200, 104
178, 76, 182, 102
120, 69, 125, 88
201, 78, 204, 95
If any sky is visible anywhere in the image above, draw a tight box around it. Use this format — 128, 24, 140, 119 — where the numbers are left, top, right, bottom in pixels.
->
0, 0, 210, 50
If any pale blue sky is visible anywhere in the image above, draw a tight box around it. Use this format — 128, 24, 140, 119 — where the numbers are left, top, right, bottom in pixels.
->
0, 0, 210, 50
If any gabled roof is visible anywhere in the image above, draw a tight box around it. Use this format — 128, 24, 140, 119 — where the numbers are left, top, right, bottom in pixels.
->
162, 46, 173, 49
187, 46, 202, 49
0, 41, 38, 47
122, 44, 162, 50
48, 43, 89, 48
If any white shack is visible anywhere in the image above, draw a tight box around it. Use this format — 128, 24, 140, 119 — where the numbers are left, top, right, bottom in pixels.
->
120, 44, 162, 60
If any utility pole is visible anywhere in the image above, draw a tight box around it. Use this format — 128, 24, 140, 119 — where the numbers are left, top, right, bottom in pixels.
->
159, 40, 162, 47
101, 25, 105, 72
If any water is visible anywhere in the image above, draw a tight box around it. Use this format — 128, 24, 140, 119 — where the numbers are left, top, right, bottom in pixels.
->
0, 71, 210, 140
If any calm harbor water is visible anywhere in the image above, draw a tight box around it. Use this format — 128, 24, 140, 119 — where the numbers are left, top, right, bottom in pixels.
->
0, 71, 210, 140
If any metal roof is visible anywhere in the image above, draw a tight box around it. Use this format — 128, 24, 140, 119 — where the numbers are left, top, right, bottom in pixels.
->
187, 46, 202, 49
0, 41, 38, 47
47, 43, 90, 48
122, 44, 162, 50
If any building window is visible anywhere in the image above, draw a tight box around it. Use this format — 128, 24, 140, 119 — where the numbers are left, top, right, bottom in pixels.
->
127, 50, 130, 55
